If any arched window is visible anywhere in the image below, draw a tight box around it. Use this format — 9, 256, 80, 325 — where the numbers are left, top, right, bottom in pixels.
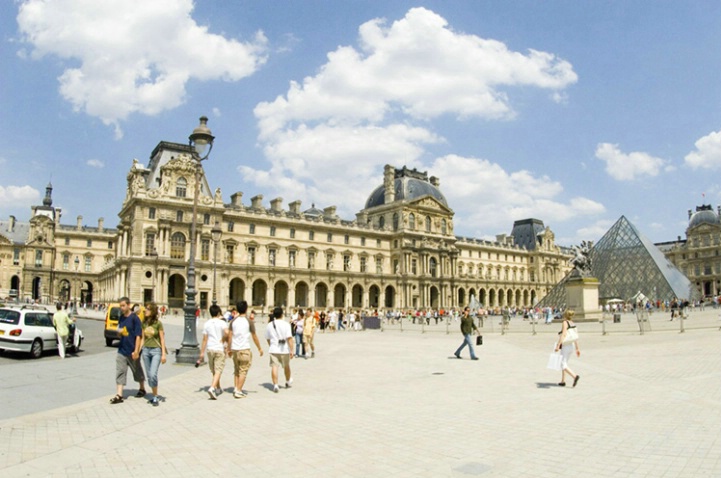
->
393, 213, 399, 231
441, 218, 447, 234
176, 177, 187, 198
170, 232, 186, 259
425, 216, 431, 232
379, 216, 385, 229
409, 213, 416, 230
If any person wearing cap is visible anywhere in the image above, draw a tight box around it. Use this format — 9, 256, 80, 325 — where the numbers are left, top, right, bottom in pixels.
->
265, 307, 294, 393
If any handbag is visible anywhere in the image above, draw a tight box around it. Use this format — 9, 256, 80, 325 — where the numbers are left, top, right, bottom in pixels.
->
475, 335, 483, 346
562, 326, 579, 343
547, 352, 563, 371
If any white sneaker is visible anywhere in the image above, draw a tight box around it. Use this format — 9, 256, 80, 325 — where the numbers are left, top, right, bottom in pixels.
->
285, 378, 293, 389
233, 391, 246, 399
273, 384, 279, 393
207, 388, 217, 400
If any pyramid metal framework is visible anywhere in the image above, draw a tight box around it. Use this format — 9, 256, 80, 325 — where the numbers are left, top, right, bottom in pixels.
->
538, 216, 697, 307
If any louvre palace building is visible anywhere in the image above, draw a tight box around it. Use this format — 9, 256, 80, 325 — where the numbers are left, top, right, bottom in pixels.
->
1, 139, 576, 312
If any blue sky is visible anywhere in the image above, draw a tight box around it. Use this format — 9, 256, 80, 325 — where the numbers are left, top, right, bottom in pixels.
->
1, 1, 720, 245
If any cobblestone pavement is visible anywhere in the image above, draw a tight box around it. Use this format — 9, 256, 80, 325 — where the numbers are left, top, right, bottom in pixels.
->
0, 311, 719, 477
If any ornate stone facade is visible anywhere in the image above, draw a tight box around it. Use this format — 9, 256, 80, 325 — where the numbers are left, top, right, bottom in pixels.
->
1, 141, 572, 311
657, 205, 721, 298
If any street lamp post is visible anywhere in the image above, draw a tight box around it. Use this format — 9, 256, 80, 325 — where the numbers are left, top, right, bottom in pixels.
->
176, 116, 215, 364
211, 221, 222, 306
150, 247, 159, 302
72, 256, 80, 316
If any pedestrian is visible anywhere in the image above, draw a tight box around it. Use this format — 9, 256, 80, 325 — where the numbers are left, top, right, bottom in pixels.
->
52, 303, 74, 359
555, 310, 581, 387
198, 304, 229, 399
453, 307, 479, 360
140, 302, 166, 406
265, 307, 294, 393
293, 309, 305, 357
303, 307, 317, 358
110, 297, 146, 404
337, 309, 346, 331
228, 301, 264, 399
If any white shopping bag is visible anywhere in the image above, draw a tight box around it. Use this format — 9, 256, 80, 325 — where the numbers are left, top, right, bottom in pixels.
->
546, 351, 563, 371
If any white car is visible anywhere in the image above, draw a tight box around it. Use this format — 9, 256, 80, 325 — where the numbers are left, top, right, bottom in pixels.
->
0, 306, 83, 358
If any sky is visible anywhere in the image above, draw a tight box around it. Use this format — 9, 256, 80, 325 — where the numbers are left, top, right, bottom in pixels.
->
1, 0, 720, 246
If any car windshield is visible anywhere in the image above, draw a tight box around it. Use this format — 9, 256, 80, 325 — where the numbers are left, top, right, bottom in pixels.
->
109, 307, 122, 320
0, 309, 21, 325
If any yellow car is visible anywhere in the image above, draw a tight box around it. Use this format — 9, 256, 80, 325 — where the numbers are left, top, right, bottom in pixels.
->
104, 303, 145, 346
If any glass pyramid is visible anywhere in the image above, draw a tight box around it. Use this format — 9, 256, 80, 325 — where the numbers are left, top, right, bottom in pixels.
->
538, 216, 697, 307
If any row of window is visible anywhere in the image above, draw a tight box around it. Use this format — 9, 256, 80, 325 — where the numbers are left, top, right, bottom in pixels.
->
377, 213, 448, 234
60, 237, 113, 249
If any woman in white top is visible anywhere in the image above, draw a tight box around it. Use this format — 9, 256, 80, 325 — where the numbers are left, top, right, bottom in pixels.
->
555, 310, 581, 387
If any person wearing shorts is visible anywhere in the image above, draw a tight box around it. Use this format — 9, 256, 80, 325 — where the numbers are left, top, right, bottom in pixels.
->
265, 307, 294, 393
229, 301, 264, 399
199, 304, 228, 399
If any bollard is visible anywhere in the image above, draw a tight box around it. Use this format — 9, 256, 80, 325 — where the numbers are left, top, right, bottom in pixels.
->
531, 315, 537, 336
446, 316, 450, 335
679, 308, 685, 333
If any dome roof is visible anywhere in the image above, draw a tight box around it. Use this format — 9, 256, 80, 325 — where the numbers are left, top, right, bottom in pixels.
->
365, 176, 448, 209
689, 205, 720, 229
303, 204, 324, 217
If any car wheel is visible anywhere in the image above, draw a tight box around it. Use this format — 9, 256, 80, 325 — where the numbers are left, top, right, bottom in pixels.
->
75, 337, 83, 353
30, 339, 43, 359
105, 337, 113, 347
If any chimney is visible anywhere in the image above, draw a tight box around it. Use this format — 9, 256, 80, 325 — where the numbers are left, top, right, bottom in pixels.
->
251, 194, 264, 210
356, 211, 368, 224
98, 217, 104, 232
323, 206, 337, 219
55, 208, 62, 227
289, 200, 301, 215
76, 215, 83, 230
383, 165, 395, 203
270, 197, 283, 213
430, 176, 440, 188
8, 215, 15, 232
230, 192, 243, 207
688, 209, 692, 219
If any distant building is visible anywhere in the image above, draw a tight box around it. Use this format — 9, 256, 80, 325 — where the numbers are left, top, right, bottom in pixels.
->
1, 140, 572, 311
656, 205, 721, 298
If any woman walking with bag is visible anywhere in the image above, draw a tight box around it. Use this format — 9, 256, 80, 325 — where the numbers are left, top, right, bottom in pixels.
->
555, 310, 580, 387
140, 303, 167, 406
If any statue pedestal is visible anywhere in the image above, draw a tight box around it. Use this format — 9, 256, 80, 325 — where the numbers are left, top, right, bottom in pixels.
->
565, 275, 601, 322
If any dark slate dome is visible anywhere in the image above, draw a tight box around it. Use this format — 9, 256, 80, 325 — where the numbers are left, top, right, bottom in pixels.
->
365, 176, 448, 209
303, 204, 324, 217
689, 205, 720, 229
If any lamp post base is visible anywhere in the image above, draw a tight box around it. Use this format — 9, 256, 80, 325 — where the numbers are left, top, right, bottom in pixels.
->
175, 345, 200, 365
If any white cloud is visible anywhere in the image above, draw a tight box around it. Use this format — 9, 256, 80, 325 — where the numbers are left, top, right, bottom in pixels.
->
17, 0, 268, 138
595, 143, 668, 181
212, 107, 222, 118
0, 185, 41, 209
240, 123, 441, 211
255, 7, 577, 139
431, 155, 605, 237
244, 7, 578, 227
86, 159, 104, 168
684, 129, 721, 169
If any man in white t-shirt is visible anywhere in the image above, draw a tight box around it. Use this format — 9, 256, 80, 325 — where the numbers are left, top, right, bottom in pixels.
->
198, 304, 229, 399
264, 307, 294, 393
229, 301, 264, 399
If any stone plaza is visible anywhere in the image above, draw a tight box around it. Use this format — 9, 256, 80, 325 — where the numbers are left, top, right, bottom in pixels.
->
0, 309, 719, 477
